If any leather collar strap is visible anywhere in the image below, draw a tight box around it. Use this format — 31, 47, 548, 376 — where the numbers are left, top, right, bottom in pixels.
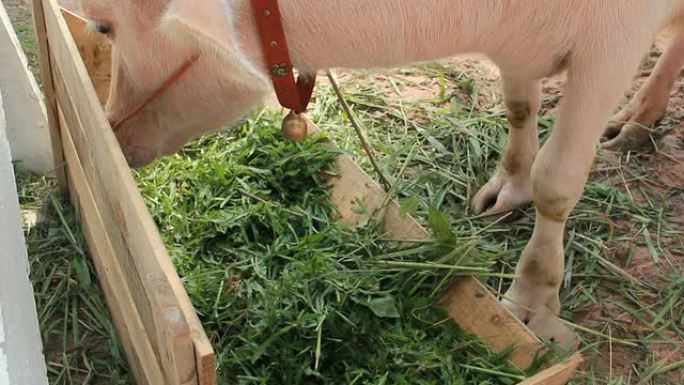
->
252, 0, 315, 113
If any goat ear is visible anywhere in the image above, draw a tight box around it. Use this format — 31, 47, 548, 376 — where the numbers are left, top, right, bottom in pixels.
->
161, 0, 270, 86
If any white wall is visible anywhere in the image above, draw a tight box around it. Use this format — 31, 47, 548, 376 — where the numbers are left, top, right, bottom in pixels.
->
0, 90, 48, 385
0, 2, 53, 174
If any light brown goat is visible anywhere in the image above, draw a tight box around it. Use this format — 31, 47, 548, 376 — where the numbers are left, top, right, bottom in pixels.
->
81, 0, 684, 345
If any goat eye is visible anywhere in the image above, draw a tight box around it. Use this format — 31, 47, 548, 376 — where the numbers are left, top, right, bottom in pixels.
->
95, 23, 112, 34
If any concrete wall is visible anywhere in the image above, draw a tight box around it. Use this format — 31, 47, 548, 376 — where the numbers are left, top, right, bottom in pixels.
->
0, 89, 48, 385
0, 2, 53, 174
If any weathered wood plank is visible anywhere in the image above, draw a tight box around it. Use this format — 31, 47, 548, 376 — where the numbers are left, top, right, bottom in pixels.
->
329, 155, 428, 240
41, 0, 213, 383
59, 107, 165, 385
518, 354, 583, 385
50, 4, 216, 384
439, 278, 544, 369
51, 42, 193, 385
31, 0, 67, 191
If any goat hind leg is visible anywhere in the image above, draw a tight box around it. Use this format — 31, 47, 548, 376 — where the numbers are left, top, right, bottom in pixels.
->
472, 76, 541, 216
603, 25, 684, 151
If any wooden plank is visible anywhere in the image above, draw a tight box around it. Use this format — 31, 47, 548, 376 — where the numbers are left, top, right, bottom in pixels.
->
60, 9, 111, 104
59, 107, 165, 385
325, 151, 548, 369
50, 5, 217, 384
40, 0, 215, 383
439, 278, 544, 369
329, 155, 428, 240
518, 354, 583, 385
31, 0, 67, 192
51, 46, 194, 385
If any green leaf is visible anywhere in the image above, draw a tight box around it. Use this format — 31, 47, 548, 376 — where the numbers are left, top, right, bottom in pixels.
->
399, 196, 420, 219
368, 296, 400, 318
428, 207, 455, 243
642, 227, 659, 263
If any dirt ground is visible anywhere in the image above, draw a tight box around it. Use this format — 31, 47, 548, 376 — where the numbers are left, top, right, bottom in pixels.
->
3, 0, 682, 383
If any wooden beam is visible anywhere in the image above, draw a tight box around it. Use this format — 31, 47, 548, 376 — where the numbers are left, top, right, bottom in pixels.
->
31, 0, 67, 192
40, 0, 215, 383
518, 354, 583, 385
329, 155, 428, 240
59, 107, 165, 385
55, 9, 216, 385
49, 34, 194, 385
439, 278, 543, 369
53, 59, 196, 385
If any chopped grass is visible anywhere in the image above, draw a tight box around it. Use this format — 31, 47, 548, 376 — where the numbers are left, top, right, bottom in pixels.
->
135, 110, 547, 384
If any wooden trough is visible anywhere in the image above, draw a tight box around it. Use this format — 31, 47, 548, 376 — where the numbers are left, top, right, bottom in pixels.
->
32, 1, 583, 384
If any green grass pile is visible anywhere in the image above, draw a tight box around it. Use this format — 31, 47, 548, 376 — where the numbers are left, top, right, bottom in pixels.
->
135, 110, 546, 384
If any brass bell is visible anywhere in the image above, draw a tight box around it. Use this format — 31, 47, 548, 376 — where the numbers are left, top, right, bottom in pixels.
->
281, 111, 311, 142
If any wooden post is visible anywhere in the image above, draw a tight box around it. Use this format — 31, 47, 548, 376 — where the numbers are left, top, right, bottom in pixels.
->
31, 0, 67, 193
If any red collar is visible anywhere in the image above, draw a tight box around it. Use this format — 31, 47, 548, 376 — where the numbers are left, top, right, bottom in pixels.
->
252, 0, 316, 114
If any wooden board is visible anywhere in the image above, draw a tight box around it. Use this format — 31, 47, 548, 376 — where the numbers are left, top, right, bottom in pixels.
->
56, 11, 216, 385
325, 140, 581, 383
31, 0, 66, 192
36, 1, 216, 384
518, 354, 583, 385
439, 278, 544, 369
59, 108, 165, 385
330, 155, 428, 240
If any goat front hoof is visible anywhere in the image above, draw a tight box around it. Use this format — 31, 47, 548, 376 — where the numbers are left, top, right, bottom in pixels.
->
471, 172, 532, 220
